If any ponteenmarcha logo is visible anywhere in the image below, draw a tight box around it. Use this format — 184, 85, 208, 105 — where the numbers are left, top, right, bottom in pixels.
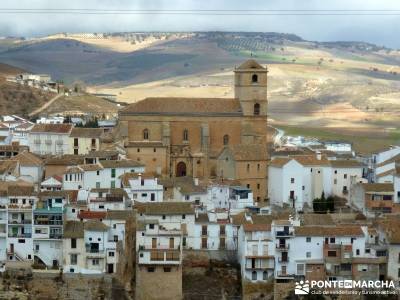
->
295, 280, 310, 295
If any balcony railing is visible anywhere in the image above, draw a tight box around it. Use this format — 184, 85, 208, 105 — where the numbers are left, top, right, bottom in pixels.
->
276, 244, 290, 250
34, 220, 63, 225
276, 271, 294, 277
8, 220, 32, 224
150, 250, 180, 262
49, 233, 63, 239
278, 257, 289, 263
45, 140, 52, 145
8, 233, 32, 238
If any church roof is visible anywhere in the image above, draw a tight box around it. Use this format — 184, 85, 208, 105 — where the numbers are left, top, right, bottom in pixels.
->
236, 59, 266, 70
120, 97, 242, 117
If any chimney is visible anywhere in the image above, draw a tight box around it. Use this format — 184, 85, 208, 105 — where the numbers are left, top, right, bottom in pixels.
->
316, 151, 321, 160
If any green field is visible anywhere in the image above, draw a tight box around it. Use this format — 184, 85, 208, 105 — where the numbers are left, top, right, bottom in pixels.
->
276, 125, 400, 154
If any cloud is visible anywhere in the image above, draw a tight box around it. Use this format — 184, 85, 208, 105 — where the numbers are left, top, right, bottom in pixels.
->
0, 0, 399, 47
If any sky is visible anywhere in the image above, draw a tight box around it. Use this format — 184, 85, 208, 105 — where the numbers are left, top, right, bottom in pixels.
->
1, 0, 400, 48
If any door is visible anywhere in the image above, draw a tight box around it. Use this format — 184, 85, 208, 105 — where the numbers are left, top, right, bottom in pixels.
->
176, 162, 187, 177
151, 193, 155, 201
108, 263, 114, 274
152, 238, 157, 249
281, 265, 287, 275
282, 252, 288, 262
169, 238, 174, 249
10, 243, 14, 253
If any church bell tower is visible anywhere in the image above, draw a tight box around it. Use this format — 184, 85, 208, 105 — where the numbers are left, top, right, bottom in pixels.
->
234, 59, 268, 117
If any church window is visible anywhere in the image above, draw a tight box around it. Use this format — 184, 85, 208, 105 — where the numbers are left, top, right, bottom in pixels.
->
252, 74, 258, 83
254, 103, 260, 115
223, 134, 229, 145
183, 129, 188, 141
143, 129, 149, 140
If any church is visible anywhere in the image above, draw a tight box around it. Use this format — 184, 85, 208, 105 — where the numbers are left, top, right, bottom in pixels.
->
119, 59, 269, 202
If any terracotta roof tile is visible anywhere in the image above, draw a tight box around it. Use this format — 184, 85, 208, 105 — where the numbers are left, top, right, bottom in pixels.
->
31, 123, 73, 134
243, 223, 271, 232
11, 151, 43, 166
70, 128, 104, 138
77, 210, 107, 220
361, 183, 394, 192
100, 159, 144, 169
120, 97, 242, 116
63, 221, 84, 238
295, 225, 364, 237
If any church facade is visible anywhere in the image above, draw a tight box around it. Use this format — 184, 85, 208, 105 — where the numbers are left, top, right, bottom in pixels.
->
119, 59, 269, 202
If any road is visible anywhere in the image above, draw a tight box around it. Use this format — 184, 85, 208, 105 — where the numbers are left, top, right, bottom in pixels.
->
29, 93, 63, 117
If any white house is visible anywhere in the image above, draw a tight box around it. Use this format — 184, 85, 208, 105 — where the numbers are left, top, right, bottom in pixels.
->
269, 154, 364, 211
237, 222, 275, 282
121, 173, 164, 203
28, 124, 73, 155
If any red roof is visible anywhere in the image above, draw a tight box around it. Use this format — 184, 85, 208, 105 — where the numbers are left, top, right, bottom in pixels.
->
77, 210, 106, 220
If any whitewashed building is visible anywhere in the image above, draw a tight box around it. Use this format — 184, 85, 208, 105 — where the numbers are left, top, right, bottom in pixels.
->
28, 124, 73, 155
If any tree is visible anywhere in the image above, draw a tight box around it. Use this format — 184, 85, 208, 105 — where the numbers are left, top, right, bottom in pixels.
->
327, 195, 335, 212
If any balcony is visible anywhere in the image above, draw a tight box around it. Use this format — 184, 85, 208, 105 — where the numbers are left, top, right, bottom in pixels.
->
45, 139, 52, 145
276, 244, 290, 251
49, 233, 63, 239
276, 271, 295, 278
138, 249, 181, 265
8, 204, 33, 211
34, 139, 41, 145
8, 219, 32, 225
56, 140, 63, 146
276, 231, 293, 237
8, 233, 32, 238
278, 257, 289, 263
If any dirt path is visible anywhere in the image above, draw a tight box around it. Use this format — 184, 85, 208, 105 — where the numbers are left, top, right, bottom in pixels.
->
29, 93, 63, 117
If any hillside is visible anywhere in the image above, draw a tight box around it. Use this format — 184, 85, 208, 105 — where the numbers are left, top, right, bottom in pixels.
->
0, 63, 57, 116
1, 31, 400, 152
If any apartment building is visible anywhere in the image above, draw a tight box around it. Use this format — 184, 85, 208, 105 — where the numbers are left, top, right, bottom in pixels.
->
62, 159, 145, 190
121, 173, 164, 203
350, 183, 400, 216
28, 124, 73, 155
237, 223, 275, 282
268, 154, 364, 210
135, 203, 188, 300
69, 128, 104, 155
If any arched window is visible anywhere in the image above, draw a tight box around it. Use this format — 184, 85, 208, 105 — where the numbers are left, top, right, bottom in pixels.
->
263, 271, 268, 280
183, 129, 188, 141
252, 271, 257, 280
254, 103, 260, 115
223, 134, 229, 145
252, 74, 258, 83
143, 129, 149, 140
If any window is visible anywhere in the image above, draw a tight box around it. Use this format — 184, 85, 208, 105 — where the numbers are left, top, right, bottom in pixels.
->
263, 271, 268, 280
182, 214, 186, 219
71, 238, 76, 249
111, 181, 115, 188
164, 267, 171, 272
356, 249, 360, 255
302, 185, 305, 191
344, 174, 347, 179
252, 74, 258, 83
306, 252, 311, 258
306, 237, 311, 243
365, 248, 370, 254
252, 271, 257, 280
111, 168, 116, 178
70, 254, 77, 265
330, 237, 335, 244
334, 170, 337, 174
254, 103, 260, 115
92, 259, 99, 265
183, 129, 188, 141
74, 149, 78, 155
108, 251, 115, 257
257, 183, 260, 190
328, 251, 337, 257
74, 138, 78, 147
147, 267, 155, 272
257, 164, 260, 171
223, 134, 229, 145
143, 129, 149, 140
247, 164, 250, 172
291, 178, 295, 183
162, 215, 166, 220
